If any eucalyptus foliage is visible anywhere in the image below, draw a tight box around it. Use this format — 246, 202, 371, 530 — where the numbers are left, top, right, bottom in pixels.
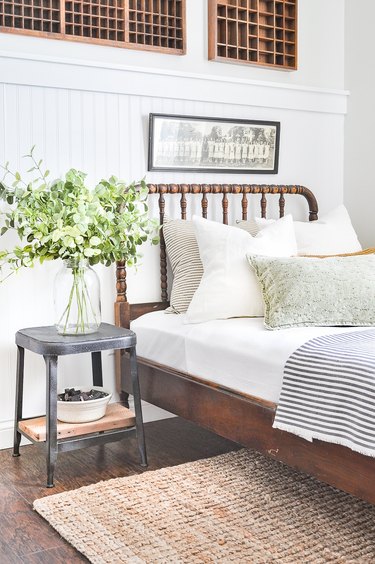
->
0, 147, 158, 279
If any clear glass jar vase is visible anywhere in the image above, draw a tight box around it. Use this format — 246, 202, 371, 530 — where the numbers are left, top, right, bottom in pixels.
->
54, 258, 101, 335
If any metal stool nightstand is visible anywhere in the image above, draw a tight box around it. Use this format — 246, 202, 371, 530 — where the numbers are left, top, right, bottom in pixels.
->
13, 323, 147, 487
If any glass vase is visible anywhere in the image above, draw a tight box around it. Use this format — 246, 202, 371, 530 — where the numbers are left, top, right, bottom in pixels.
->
54, 258, 101, 335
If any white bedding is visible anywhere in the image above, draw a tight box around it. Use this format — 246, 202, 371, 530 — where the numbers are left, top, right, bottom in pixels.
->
131, 312, 365, 403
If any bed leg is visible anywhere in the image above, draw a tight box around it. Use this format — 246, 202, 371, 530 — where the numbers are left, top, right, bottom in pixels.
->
120, 391, 130, 409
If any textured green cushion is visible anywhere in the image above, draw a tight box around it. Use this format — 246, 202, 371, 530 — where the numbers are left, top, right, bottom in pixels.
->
247, 254, 375, 330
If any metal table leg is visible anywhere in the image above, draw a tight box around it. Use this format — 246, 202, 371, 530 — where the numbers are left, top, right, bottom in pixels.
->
13, 346, 25, 457
91, 351, 103, 387
44, 355, 58, 488
128, 346, 147, 467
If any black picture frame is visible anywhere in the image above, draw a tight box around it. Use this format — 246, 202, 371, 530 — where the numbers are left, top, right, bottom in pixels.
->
148, 113, 280, 174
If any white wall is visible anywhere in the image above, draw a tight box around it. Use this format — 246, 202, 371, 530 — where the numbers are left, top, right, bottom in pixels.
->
344, 0, 375, 247
0, 0, 347, 449
0, 0, 345, 90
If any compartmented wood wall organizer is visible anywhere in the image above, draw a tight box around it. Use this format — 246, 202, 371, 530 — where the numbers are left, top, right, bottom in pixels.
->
0, 0, 186, 54
208, 0, 297, 70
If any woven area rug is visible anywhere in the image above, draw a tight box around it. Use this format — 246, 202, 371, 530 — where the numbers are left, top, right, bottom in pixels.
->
34, 449, 375, 563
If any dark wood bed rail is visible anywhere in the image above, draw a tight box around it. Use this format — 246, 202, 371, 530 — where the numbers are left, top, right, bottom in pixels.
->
115, 183, 318, 325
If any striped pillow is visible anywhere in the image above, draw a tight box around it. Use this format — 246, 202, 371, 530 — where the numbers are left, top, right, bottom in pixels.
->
236, 219, 260, 237
163, 218, 203, 314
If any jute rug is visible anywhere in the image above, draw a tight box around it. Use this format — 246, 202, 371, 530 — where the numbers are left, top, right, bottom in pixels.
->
34, 449, 375, 563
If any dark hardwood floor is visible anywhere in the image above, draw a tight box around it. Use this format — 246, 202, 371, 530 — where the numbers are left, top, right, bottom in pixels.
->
0, 417, 238, 563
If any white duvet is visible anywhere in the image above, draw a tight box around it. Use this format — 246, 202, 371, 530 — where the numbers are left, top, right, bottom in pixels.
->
131, 312, 365, 403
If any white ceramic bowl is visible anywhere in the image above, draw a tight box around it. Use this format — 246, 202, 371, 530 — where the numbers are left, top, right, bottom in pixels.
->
57, 386, 112, 424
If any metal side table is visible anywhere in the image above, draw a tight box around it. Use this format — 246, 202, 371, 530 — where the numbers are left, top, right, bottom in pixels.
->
13, 323, 147, 487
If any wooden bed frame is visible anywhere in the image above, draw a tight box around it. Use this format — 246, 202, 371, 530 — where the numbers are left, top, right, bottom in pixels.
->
115, 184, 375, 505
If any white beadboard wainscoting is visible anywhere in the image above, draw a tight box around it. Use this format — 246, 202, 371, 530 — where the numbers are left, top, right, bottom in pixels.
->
0, 55, 348, 449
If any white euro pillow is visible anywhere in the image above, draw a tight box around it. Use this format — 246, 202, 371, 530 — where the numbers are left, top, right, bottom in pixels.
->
185, 214, 297, 324
294, 205, 361, 255
255, 205, 362, 256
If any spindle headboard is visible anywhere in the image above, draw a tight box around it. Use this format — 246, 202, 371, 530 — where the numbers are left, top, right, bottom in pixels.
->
115, 183, 318, 328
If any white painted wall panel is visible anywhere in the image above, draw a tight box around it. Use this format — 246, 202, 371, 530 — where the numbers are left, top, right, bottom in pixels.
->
0, 0, 345, 90
344, 0, 375, 248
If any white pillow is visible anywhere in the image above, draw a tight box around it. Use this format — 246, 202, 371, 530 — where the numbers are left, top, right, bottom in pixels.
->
185, 214, 297, 323
255, 205, 362, 255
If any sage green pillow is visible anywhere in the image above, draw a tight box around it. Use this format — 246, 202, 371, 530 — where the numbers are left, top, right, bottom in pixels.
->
247, 254, 375, 330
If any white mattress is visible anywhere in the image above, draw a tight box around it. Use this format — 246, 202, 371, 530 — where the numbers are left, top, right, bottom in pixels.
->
131, 312, 364, 403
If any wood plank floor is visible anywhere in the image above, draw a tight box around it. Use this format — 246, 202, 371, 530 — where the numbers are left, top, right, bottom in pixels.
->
0, 417, 238, 563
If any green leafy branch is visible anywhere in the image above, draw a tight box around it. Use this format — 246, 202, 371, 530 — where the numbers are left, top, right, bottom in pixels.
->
0, 150, 159, 280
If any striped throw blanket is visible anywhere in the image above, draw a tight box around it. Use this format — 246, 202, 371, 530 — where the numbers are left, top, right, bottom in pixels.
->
273, 330, 375, 458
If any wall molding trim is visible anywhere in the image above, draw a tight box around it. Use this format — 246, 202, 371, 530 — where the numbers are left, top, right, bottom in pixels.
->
0, 51, 349, 115
0, 419, 31, 450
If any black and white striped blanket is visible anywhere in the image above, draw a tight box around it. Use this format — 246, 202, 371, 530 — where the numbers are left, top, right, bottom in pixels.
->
273, 330, 375, 458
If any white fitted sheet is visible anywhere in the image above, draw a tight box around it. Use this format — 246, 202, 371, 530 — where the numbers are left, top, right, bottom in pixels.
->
131, 312, 366, 403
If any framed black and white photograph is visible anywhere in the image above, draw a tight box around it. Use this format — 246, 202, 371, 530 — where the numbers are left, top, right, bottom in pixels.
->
148, 113, 280, 174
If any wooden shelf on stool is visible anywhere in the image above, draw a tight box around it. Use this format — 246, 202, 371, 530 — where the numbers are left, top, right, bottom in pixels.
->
19, 403, 136, 442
